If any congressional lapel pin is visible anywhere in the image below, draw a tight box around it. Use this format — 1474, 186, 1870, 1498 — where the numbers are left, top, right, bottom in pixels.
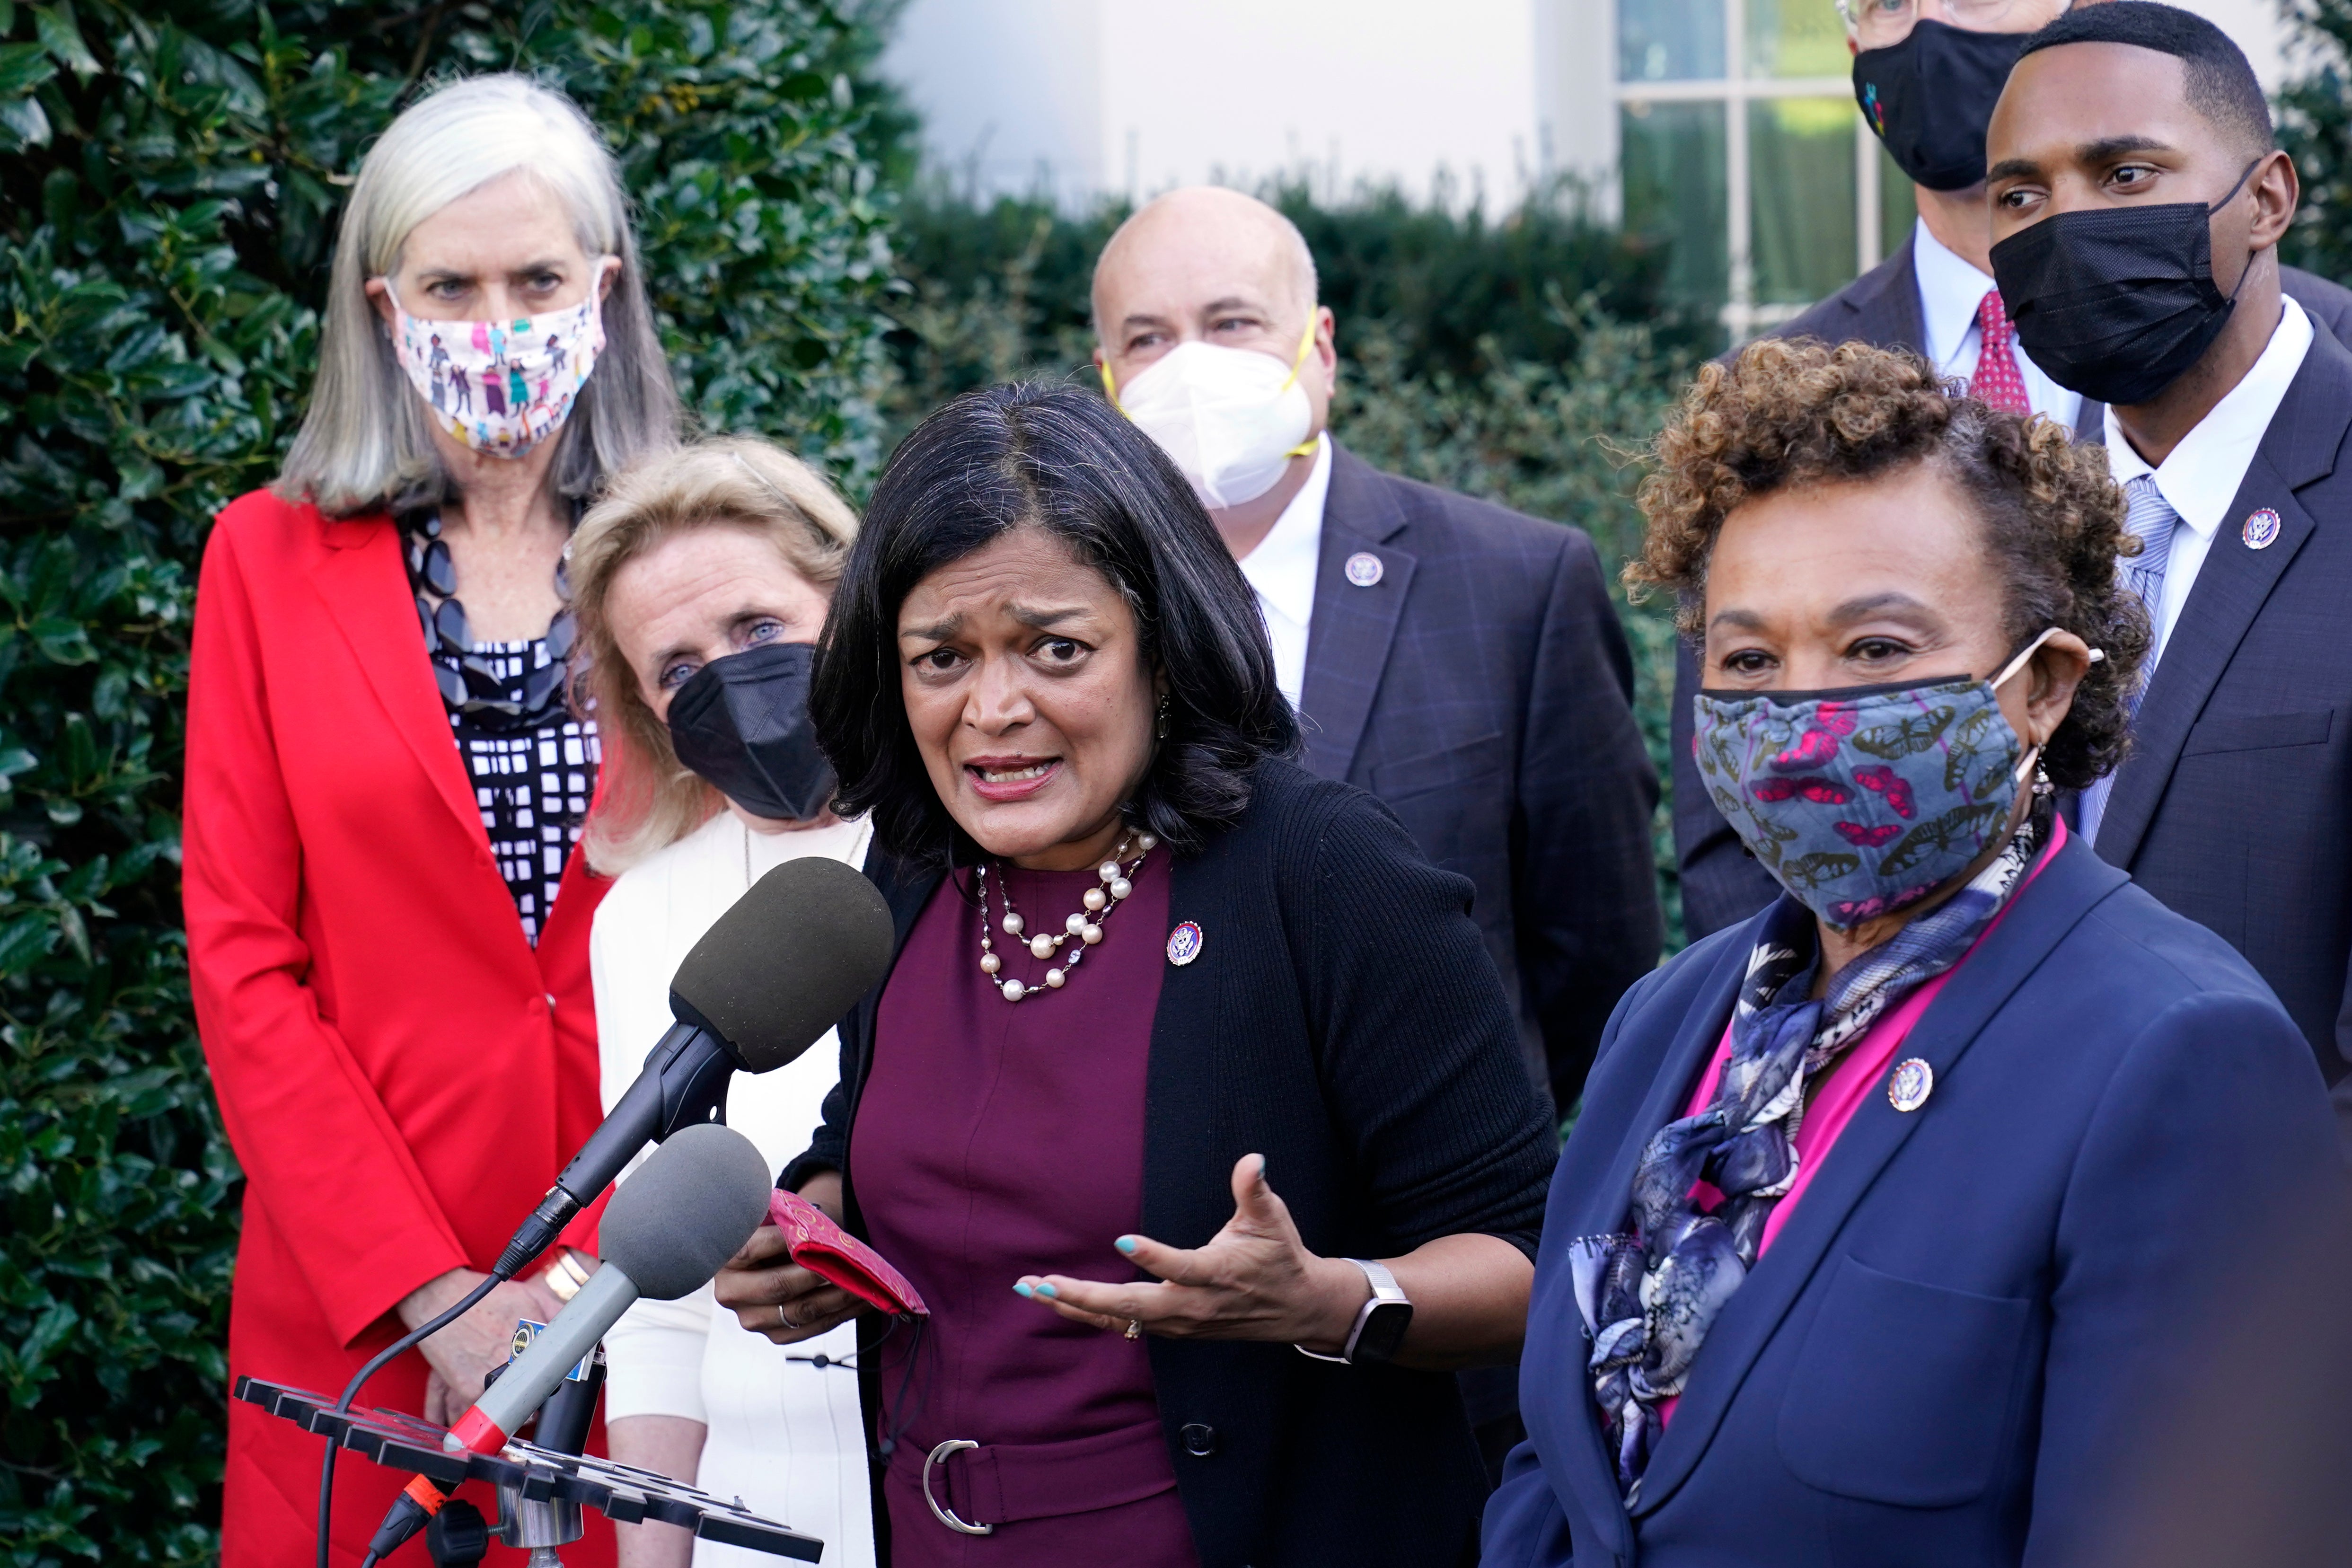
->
1344, 551, 1384, 588
1165, 921, 1203, 966
2243, 508, 2282, 550
1887, 1057, 1934, 1113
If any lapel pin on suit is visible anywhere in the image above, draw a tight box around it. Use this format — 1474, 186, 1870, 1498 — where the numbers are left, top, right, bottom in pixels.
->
1344, 551, 1383, 588
1888, 1057, 1935, 1112
1166, 921, 1203, 966
2243, 508, 2282, 549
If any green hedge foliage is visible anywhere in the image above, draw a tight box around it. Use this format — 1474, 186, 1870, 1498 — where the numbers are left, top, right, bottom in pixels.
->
2282, 0, 2352, 282
0, 2, 893, 1560
879, 191, 1700, 944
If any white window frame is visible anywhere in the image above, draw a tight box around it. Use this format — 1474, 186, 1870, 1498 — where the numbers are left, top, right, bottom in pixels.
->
1611, 0, 1885, 340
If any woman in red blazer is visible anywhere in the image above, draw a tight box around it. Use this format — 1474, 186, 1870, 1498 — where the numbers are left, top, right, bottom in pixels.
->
184, 76, 678, 1564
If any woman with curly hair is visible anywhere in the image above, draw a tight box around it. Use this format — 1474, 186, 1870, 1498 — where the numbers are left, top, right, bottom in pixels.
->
1483, 339, 2343, 1568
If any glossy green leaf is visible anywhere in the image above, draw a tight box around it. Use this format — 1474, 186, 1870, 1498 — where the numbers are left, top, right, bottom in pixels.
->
0, 3, 899, 1559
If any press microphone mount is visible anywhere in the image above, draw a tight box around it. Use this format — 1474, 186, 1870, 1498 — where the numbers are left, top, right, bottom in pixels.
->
241, 1377, 822, 1560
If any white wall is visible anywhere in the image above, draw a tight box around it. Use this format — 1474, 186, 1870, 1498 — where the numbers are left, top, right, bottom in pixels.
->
1097, 0, 1542, 206
881, 0, 1106, 203
883, 0, 1548, 208
880, 0, 2308, 212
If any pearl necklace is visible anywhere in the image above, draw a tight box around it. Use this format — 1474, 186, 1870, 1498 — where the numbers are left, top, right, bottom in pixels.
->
976, 832, 1156, 1003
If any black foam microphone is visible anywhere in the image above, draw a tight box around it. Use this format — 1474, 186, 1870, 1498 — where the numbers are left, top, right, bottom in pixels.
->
493, 855, 893, 1278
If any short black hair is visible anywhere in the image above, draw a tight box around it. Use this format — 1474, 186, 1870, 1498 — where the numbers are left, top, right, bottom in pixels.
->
810, 381, 1300, 867
2019, 1, 2274, 159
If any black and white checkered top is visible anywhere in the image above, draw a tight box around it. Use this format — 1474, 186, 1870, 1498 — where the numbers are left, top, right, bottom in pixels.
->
436, 636, 600, 945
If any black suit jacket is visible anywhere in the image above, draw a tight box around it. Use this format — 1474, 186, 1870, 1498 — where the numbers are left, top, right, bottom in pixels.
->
785, 760, 1558, 1567
2092, 322, 2352, 1085
1307, 444, 1662, 1108
1671, 236, 2352, 940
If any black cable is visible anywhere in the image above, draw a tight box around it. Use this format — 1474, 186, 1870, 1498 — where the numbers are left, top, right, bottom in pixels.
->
315, 1272, 504, 1568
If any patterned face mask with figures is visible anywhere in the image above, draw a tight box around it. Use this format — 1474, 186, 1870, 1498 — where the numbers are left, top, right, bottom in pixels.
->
1691, 629, 2062, 931
386, 282, 606, 459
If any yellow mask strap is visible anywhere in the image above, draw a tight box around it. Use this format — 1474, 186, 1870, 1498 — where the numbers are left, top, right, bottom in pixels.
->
1100, 310, 1322, 411
1276, 311, 1319, 392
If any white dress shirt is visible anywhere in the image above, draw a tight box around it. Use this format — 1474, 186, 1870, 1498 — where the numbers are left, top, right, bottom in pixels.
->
592, 808, 876, 1568
2102, 296, 2313, 667
1235, 434, 1332, 708
1911, 217, 2082, 433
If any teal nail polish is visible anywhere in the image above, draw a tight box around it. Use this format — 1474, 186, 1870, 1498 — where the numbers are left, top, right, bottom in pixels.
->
1115, 1236, 1140, 1255
1013, 1282, 1033, 1298
1035, 1282, 1059, 1299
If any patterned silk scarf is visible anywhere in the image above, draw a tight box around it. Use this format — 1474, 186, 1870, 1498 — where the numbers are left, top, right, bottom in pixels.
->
1572, 801, 2049, 1501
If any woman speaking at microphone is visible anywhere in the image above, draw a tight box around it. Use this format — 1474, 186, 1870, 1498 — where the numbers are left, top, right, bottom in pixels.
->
713, 382, 1557, 1567
1482, 341, 2344, 1567
563, 437, 875, 1568
183, 75, 677, 1562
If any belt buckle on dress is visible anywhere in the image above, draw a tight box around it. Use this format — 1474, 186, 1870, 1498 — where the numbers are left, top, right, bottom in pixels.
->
922, 1439, 994, 1535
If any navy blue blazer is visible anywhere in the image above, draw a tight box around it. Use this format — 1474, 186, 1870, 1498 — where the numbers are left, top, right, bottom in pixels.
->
1672, 245, 2352, 942
1307, 444, 1661, 1110
1483, 829, 2343, 1568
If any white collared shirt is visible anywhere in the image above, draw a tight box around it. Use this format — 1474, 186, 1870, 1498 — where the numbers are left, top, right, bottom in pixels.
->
1911, 217, 2082, 433
1235, 434, 1332, 708
2103, 296, 2313, 665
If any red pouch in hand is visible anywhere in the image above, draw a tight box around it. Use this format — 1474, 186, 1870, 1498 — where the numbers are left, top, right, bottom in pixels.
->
768, 1189, 928, 1317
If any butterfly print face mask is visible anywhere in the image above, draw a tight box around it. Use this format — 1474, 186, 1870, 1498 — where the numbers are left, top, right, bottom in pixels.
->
1692, 630, 2058, 930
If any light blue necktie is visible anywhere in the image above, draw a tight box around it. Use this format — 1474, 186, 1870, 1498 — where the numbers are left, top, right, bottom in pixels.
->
2081, 474, 2183, 846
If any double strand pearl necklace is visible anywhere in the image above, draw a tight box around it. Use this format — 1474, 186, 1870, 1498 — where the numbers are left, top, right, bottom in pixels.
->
976, 832, 1156, 1003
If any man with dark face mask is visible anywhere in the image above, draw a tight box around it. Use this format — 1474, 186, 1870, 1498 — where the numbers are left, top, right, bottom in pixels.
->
1668, 0, 2352, 942
1985, 1, 2352, 1119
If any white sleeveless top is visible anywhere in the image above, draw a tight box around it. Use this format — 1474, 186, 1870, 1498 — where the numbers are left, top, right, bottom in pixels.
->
592, 809, 876, 1568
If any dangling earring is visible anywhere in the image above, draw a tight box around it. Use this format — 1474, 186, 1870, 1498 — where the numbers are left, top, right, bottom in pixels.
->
1155, 692, 1171, 740
2033, 763, 2055, 799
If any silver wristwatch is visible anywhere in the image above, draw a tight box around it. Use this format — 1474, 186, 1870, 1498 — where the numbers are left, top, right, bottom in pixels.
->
1295, 1258, 1415, 1365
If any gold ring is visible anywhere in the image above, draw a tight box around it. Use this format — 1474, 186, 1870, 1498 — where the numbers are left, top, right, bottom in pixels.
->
1124, 1319, 1141, 1340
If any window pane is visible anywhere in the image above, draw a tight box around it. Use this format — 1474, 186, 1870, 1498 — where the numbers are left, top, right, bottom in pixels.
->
1622, 100, 1728, 309
1619, 0, 1726, 82
1878, 141, 1917, 262
1746, 0, 1850, 78
1750, 97, 1858, 305
1740, 0, 1844, 79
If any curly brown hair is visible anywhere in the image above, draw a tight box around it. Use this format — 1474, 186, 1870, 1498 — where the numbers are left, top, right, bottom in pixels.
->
1627, 337, 2151, 789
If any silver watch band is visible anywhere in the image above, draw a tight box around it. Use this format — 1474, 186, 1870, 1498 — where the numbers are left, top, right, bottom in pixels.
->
1295, 1258, 1410, 1364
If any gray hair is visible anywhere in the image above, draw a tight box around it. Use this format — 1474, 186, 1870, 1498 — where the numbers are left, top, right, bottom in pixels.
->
276, 74, 680, 518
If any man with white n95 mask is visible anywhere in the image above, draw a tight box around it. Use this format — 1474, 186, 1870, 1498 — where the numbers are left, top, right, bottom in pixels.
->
1091, 186, 1663, 1476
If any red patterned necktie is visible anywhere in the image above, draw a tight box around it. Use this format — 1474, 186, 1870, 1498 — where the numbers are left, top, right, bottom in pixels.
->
1969, 289, 2031, 415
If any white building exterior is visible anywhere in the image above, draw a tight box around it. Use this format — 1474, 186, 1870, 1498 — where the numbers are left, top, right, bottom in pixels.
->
881, 0, 2307, 332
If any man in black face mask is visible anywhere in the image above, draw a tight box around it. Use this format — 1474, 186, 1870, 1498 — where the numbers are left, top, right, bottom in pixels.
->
1667, 0, 2352, 943
1984, 1, 2352, 1118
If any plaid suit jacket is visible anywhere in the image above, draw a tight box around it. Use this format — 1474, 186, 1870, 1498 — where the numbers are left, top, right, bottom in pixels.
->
1301, 445, 1662, 1110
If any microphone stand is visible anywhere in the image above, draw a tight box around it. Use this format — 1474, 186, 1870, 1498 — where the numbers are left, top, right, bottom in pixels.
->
326, 1045, 735, 1568
330, 1274, 504, 1568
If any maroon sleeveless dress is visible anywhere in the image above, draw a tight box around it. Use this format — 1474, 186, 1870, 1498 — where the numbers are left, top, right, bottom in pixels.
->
851, 851, 1202, 1567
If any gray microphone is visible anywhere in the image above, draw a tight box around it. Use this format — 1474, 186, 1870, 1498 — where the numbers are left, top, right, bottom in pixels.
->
449, 1123, 771, 1454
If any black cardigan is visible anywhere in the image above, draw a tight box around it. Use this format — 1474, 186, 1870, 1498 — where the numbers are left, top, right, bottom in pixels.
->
782, 758, 1559, 1567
